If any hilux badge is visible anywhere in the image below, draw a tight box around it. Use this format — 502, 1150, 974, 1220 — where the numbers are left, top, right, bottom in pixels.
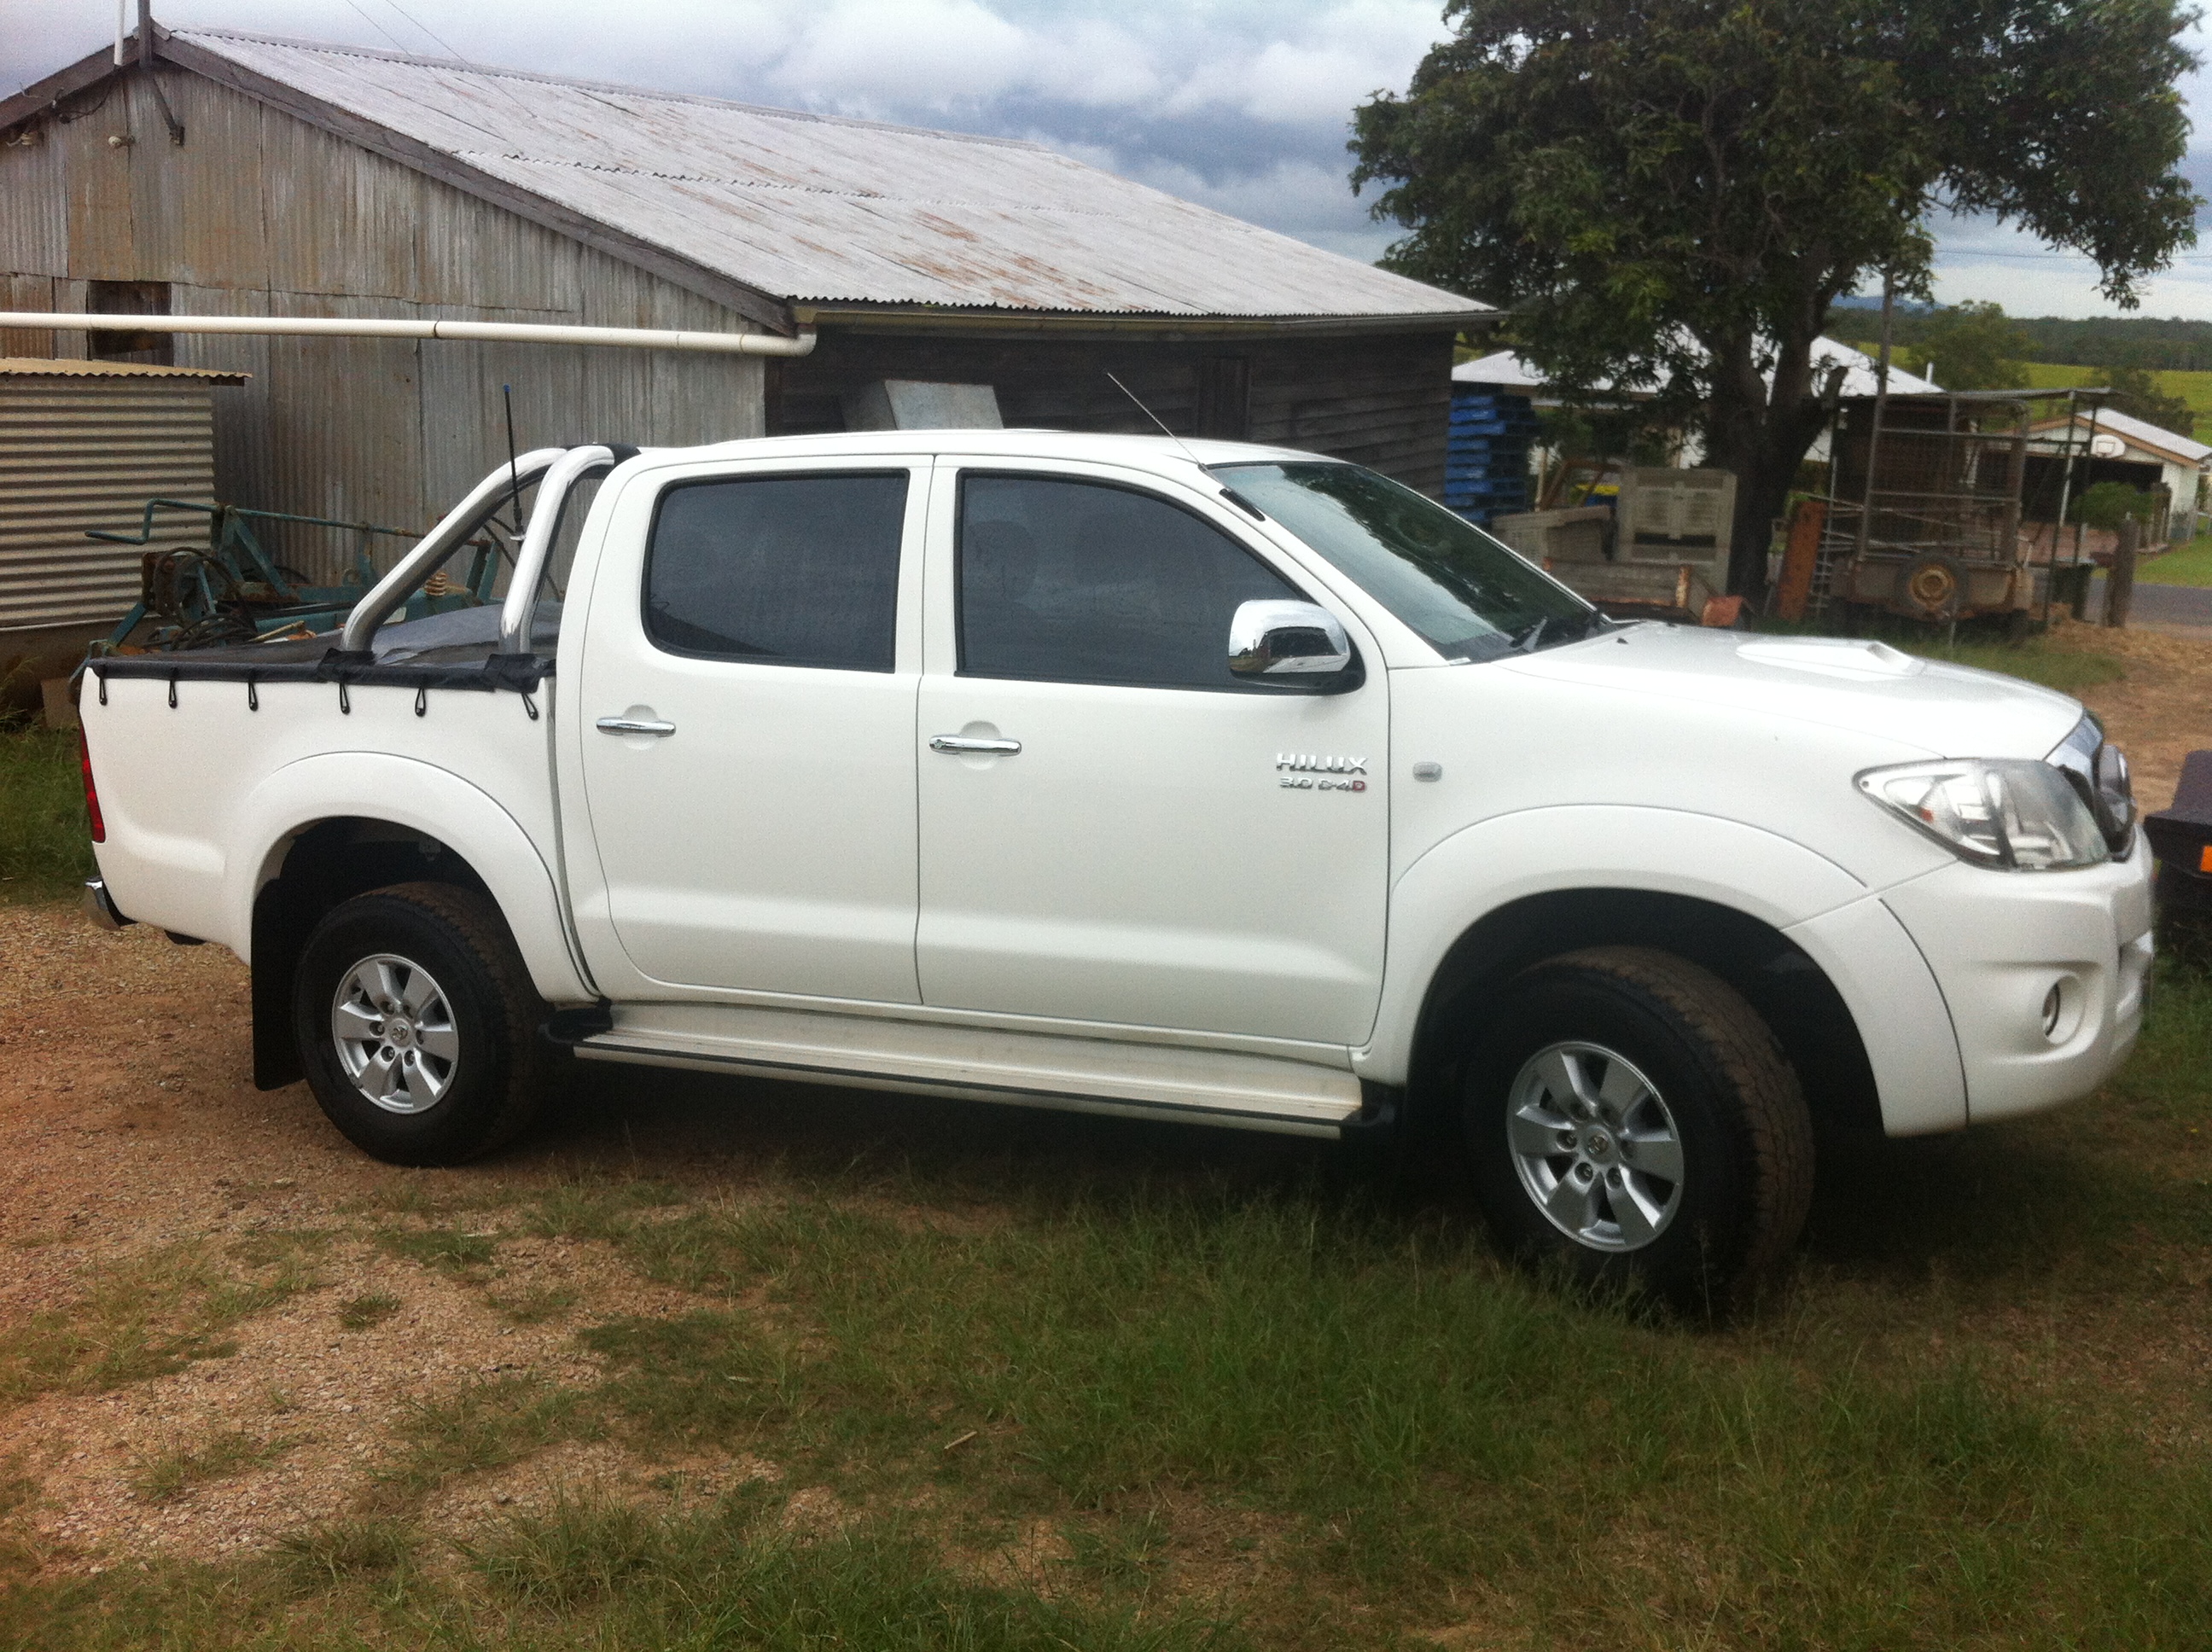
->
1277, 753, 1367, 792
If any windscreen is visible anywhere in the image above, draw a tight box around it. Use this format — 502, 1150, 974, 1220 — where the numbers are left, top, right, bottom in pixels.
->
1212, 462, 1598, 661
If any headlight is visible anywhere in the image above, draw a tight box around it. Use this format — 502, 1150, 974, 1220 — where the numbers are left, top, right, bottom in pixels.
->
1857, 759, 2110, 870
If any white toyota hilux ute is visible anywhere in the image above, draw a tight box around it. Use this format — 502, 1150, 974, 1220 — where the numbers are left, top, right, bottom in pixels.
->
77, 431, 2154, 1300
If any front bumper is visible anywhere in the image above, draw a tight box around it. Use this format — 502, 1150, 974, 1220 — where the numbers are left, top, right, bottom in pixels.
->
1881, 839, 2155, 1124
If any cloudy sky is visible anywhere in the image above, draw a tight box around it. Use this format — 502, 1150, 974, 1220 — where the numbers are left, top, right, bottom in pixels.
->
8, 0, 2212, 319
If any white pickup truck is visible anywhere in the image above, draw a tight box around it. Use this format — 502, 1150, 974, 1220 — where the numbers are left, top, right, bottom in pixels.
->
78, 431, 2152, 1300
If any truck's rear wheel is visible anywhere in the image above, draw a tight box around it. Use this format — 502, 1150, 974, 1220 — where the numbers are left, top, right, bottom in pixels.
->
294, 882, 549, 1166
1461, 945, 1813, 1311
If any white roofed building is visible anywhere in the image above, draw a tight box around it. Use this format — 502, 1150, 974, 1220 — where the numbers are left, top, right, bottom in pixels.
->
2023, 405, 2209, 543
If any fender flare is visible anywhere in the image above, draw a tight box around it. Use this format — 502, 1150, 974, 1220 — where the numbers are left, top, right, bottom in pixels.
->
227, 752, 594, 1005
1357, 806, 1965, 1133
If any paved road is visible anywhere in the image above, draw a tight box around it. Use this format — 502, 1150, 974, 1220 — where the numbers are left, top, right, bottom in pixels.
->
2087, 573, 2212, 631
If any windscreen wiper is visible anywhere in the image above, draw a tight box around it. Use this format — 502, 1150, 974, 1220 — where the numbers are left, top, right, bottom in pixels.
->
1507, 617, 1551, 653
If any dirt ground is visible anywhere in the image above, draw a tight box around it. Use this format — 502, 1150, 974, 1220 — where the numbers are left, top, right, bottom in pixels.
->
3, 615, 2208, 1582
2047, 615, 2212, 811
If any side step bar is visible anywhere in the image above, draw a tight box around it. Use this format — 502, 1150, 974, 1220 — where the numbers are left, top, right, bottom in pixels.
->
567, 1003, 1365, 1139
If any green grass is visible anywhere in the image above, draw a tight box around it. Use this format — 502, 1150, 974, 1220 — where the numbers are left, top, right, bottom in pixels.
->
335, 1293, 401, 1331
2137, 532, 2212, 586
2022, 360, 2212, 440
0, 720, 96, 901
364, 1375, 598, 1514
1751, 614, 2129, 694
5, 961, 2212, 1648
7, 1501, 1242, 1651
484, 1284, 579, 1325
131, 1431, 291, 1504
550, 1166, 2212, 1649
371, 1224, 499, 1277
0, 1241, 322, 1405
1912, 637, 2128, 693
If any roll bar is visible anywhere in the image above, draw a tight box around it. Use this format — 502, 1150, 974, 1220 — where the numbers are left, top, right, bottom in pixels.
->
501, 446, 616, 657
339, 449, 566, 653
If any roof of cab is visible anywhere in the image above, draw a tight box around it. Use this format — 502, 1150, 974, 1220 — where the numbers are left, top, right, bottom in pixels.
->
621, 429, 1333, 472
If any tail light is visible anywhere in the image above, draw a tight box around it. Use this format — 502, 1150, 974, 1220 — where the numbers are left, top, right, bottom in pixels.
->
79, 725, 105, 842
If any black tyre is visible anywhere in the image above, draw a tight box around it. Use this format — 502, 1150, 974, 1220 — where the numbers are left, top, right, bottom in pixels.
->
294, 881, 550, 1166
1462, 945, 1813, 1310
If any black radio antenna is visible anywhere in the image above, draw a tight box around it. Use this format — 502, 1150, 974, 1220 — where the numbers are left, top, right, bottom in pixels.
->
1106, 372, 1203, 466
501, 383, 525, 540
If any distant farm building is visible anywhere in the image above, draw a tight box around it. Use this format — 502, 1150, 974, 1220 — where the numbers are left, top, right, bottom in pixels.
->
2023, 405, 2209, 544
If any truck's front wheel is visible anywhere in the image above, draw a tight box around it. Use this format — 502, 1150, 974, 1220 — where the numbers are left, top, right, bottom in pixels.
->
294, 882, 550, 1166
1461, 945, 1813, 1311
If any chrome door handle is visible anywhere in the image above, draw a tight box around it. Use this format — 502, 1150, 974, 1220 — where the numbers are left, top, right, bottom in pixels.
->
930, 735, 1022, 755
597, 715, 677, 736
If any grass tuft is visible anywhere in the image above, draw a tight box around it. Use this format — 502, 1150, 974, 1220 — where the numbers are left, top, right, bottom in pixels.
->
371, 1224, 498, 1277
484, 1284, 578, 1325
335, 1293, 401, 1331
463, 1492, 670, 1608
276, 1517, 416, 1585
368, 1375, 596, 1510
131, 1431, 289, 1503
0, 1242, 317, 1404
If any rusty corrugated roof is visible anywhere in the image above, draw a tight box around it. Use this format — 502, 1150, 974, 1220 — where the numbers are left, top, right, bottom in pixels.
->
171, 28, 1484, 323
0, 357, 249, 384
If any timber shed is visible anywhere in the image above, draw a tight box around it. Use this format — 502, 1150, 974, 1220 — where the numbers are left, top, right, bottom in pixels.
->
0, 21, 1485, 600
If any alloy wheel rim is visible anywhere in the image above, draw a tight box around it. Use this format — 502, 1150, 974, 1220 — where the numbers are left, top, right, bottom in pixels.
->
330, 953, 460, 1114
1506, 1040, 1684, 1252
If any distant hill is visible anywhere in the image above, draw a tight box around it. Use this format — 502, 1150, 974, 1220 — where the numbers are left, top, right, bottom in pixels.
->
1828, 307, 2212, 373
2005, 317, 2212, 373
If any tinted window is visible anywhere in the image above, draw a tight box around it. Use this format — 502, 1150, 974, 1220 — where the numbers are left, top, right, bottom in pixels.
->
959, 475, 1300, 689
645, 473, 907, 671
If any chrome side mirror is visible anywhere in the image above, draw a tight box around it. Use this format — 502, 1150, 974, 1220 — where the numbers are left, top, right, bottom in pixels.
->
1229, 599, 1354, 684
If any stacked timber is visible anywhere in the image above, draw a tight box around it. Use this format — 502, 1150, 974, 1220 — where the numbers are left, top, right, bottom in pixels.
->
1444, 387, 1537, 525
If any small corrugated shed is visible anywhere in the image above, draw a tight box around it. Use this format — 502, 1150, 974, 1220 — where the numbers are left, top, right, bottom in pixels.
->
0, 358, 246, 636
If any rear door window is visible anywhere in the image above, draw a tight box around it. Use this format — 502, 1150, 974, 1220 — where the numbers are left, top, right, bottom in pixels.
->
958, 474, 1300, 690
644, 472, 908, 671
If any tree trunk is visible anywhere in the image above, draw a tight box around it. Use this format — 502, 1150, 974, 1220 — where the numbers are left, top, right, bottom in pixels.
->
2105, 515, 2139, 628
1703, 324, 1830, 602
1708, 409, 1825, 602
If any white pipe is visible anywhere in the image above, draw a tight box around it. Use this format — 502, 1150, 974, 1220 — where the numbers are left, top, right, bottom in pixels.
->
0, 312, 818, 357
341, 448, 568, 652
502, 446, 614, 656
115, 0, 127, 66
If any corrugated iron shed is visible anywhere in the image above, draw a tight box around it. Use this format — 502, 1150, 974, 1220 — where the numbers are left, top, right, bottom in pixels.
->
151, 28, 1481, 324
0, 358, 243, 635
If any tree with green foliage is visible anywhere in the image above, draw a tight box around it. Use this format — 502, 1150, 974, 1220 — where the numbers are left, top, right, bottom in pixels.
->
2104, 364, 2197, 439
1351, 0, 2200, 596
2070, 480, 2159, 529
1893, 302, 2029, 393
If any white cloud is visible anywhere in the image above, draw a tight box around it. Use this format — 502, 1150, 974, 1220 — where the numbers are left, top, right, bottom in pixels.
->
29, 0, 2206, 311
765, 0, 1033, 108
